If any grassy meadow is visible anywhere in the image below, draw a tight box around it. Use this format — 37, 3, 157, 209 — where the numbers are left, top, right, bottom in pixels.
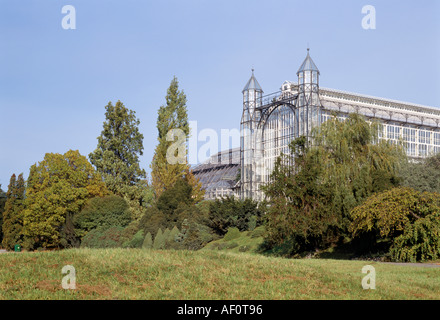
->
0, 248, 439, 300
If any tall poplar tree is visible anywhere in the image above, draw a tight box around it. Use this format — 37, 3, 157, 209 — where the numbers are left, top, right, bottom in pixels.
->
1, 174, 26, 250
150, 76, 204, 201
89, 100, 151, 219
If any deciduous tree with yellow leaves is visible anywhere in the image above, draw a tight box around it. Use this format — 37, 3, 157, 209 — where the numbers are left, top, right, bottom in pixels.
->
22, 150, 108, 250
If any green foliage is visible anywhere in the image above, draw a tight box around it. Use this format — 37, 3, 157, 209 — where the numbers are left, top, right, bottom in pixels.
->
142, 232, 153, 249
74, 195, 132, 239
60, 212, 80, 249
182, 222, 215, 251
80, 226, 126, 248
139, 177, 209, 239
262, 114, 405, 256
223, 227, 241, 241
89, 100, 150, 220
156, 177, 194, 215
399, 153, 440, 193
139, 177, 217, 251
139, 206, 167, 239
174, 219, 190, 243
390, 212, 440, 262
1, 174, 26, 250
350, 187, 440, 238
208, 196, 264, 236
250, 226, 265, 239
163, 228, 171, 244
350, 187, 440, 261
153, 228, 165, 249
22, 150, 108, 250
122, 230, 145, 248
0, 186, 6, 244
168, 226, 180, 244
150, 76, 204, 201
248, 216, 257, 231
121, 221, 140, 239
203, 226, 266, 254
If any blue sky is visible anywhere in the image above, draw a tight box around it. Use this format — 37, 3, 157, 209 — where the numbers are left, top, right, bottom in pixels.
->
0, 0, 439, 188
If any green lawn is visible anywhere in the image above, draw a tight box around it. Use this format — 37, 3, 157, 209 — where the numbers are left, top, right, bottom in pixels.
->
0, 248, 439, 300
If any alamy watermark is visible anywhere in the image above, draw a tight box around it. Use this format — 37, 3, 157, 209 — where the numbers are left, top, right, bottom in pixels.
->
361, 265, 376, 290
362, 5, 376, 30
61, 5, 76, 30
61, 265, 76, 290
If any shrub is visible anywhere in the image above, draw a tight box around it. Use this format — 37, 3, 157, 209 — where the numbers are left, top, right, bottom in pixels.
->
156, 178, 194, 216
120, 221, 140, 244
250, 226, 265, 239
138, 206, 167, 239
350, 187, 440, 261
165, 226, 181, 249
153, 228, 165, 249
122, 230, 144, 248
81, 226, 125, 248
182, 222, 215, 251
208, 197, 263, 236
163, 228, 171, 245
168, 226, 180, 243
248, 216, 257, 231
390, 212, 440, 262
223, 227, 241, 241
226, 242, 239, 249
350, 187, 440, 239
400, 153, 440, 193
75, 195, 132, 239
142, 232, 153, 249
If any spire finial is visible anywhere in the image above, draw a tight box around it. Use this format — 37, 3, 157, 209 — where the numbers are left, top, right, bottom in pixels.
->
251, 67, 254, 74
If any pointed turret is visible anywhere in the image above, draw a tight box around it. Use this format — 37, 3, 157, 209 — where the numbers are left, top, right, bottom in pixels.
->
242, 69, 263, 110
296, 48, 322, 137
297, 48, 320, 75
242, 69, 263, 93
240, 69, 263, 200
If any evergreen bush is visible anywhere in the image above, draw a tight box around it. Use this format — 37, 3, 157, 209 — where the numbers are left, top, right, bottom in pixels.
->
142, 232, 153, 249
81, 226, 125, 248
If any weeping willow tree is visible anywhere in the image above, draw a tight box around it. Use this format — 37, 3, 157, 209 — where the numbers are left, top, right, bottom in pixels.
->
262, 113, 406, 255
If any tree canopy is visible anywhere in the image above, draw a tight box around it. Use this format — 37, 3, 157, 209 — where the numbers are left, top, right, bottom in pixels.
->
399, 153, 440, 193
262, 113, 405, 255
1, 174, 25, 250
350, 187, 440, 262
89, 100, 150, 220
150, 76, 204, 201
22, 150, 108, 249
0, 185, 7, 244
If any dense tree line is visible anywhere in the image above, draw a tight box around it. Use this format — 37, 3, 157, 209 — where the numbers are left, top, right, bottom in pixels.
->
399, 153, 440, 194
261, 113, 440, 262
0, 77, 260, 252
1, 174, 25, 250
0, 186, 6, 243
2, 78, 439, 263
262, 114, 404, 255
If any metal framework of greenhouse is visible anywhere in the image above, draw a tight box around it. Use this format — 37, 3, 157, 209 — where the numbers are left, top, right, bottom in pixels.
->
193, 49, 440, 201
239, 49, 440, 201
